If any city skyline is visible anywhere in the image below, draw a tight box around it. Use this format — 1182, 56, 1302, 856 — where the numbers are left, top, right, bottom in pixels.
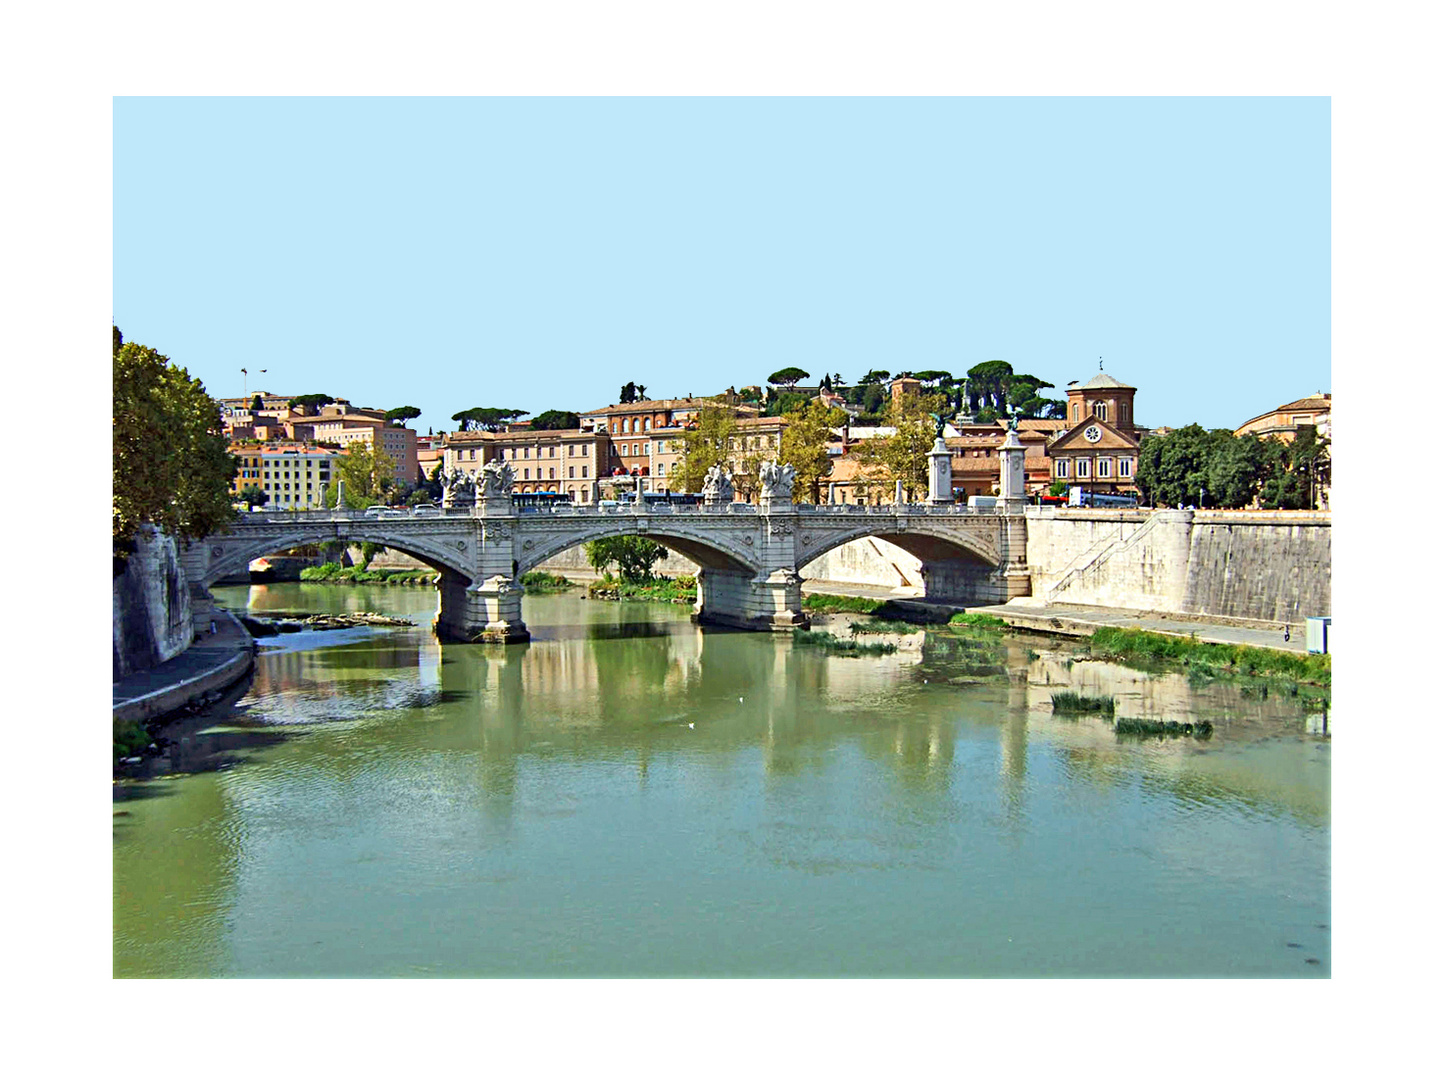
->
114, 97, 1329, 434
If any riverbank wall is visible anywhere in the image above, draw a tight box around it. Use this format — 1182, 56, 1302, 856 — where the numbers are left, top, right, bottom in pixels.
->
113, 608, 256, 726
1024, 508, 1331, 628
114, 526, 193, 679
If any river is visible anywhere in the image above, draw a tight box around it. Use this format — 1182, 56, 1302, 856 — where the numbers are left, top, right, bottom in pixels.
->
113, 582, 1330, 977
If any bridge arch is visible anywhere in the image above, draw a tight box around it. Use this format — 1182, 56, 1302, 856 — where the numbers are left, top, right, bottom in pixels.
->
514, 518, 759, 578
200, 524, 475, 588
793, 520, 1002, 574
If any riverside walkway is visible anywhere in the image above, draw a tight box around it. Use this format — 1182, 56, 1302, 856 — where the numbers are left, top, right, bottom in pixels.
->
962, 600, 1311, 654
112, 609, 256, 724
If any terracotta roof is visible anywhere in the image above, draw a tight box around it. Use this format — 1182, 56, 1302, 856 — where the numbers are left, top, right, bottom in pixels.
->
1235, 393, 1331, 432
580, 397, 746, 416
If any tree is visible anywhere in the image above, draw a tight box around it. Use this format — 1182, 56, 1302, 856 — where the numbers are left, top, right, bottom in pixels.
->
849, 390, 945, 501
288, 393, 334, 412
672, 406, 737, 493
1049, 480, 1069, 497
452, 407, 528, 432
779, 399, 847, 503
619, 382, 648, 404
250, 393, 263, 413
913, 369, 952, 387
763, 390, 807, 417
238, 484, 268, 509
334, 441, 398, 508
113, 327, 237, 554
584, 536, 667, 582
858, 369, 891, 385
385, 406, 421, 426
768, 367, 811, 389
965, 361, 1014, 415
531, 409, 581, 430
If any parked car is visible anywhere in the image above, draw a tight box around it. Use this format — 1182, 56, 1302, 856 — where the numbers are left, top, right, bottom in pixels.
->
412, 504, 441, 516
363, 505, 389, 517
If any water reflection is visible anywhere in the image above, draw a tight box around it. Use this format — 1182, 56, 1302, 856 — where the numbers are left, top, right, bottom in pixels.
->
113, 584, 1330, 977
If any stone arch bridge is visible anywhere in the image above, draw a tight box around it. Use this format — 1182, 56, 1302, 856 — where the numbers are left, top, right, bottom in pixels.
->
183, 495, 1030, 642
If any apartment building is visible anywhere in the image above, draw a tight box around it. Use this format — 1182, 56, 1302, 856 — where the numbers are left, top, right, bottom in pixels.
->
230, 443, 341, 509
443, 429, 611, 504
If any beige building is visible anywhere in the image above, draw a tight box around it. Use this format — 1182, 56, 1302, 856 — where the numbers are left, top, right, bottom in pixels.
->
1234, 392, 1331, 443
230, 442, 342, 510
443, 429, 611, 504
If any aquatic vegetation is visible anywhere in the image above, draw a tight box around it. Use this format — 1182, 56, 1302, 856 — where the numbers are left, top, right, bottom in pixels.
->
847, 619, 920, 635
791, 629, 898, 656
1050, 692, 1116, 716
1113, 717, 1214, 739
949, 612, 1008, 628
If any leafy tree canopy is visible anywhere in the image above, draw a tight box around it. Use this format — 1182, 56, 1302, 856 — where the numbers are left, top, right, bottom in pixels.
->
912, 370, 953, 386
780, 399, 847, 503
385, 406, 421, 426
764, 390, 808, 417
619, 382, 649, 404
585, 536, 667, 583
333, 441, 398, 508
288, 393, 334, 411
531, 409, 581, 430
858, 369, 891, 385
672, 406, 738, 494
768, 367, 811, 388
849, 390, 947, 501
452, 407, 529, 432
113, 327, 237, 551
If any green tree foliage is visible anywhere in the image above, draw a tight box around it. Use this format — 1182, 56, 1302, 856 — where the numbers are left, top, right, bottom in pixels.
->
913, 369, 952, 387
113, 327, 237, 552
1048, 480, 1069, 497
619, 382, 648, 404
850, 390, 946, 501
1134, 425, 1328, 509
334, 442, 398, 507
531, 409, 581, 430
452, 407, 528, 432
584, 536, 668, 582
288, 393, 334, 412
763, 390, 807, 417
767, 367, 810, 388
858, 369, 891, 384
780, 399, 847, 503
250, 393, 263, 413
672, 405, 738, 493
237, 484, 268, 509
385, 405, 421, 426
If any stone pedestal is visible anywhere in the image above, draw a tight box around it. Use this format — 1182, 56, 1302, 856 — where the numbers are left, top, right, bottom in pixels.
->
466, 575, 530, 643
999, 428, 1026, 502
927, 436, 953, 504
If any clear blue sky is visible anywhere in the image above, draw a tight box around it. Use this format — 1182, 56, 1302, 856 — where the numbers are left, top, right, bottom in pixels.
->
114, 97, 1329, 432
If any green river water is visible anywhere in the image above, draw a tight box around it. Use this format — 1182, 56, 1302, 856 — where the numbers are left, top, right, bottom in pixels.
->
113, 582, 1330, 977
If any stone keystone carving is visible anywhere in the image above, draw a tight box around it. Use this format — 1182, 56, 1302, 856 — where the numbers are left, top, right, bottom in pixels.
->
480, 459, 515, 498
759, 460, 795, 501
702, 464, 734, 504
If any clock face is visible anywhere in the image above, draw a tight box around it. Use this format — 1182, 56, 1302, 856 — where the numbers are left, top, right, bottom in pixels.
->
1083, 425, 1103, 443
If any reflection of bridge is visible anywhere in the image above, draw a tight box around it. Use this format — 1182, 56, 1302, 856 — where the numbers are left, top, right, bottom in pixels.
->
184, 495, 1030, 642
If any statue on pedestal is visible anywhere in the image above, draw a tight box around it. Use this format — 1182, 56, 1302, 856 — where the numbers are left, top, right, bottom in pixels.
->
480, 459, 515, 498
702, 464, 734, 504
759, 460, 796, 501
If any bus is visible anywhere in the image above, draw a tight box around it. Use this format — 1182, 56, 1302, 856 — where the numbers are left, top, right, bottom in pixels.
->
513, 491, 575, 511
1067, 487, 1139, 508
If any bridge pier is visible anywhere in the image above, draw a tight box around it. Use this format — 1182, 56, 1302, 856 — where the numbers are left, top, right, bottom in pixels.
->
692, 566, 809, 632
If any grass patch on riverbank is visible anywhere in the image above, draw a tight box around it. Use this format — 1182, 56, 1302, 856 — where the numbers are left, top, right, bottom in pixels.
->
802, 593, 887, 615
299, 562, 439, 586
1114, 717, 1214, 739
847, 619, 921, 635
587, 574, 697, 604
1088, 627, 1331, 688
949, 612, 1008, 628
792, 629, 898, 656
1051, 691, 1116, 716
520, 572, 575, 594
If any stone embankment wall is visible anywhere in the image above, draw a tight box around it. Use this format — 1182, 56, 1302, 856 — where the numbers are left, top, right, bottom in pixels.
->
1026, 508, 1331, 625
114, 526, 193, 679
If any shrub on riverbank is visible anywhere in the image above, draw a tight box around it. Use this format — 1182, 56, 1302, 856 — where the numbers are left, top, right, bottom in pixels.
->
1087, 627, 1331, 687
299, 562, 439, 586
802, 593, 885, 614
792, 629, 898, 656
587, 574, 697, 604
848, 619, 921, 635
520, 572, 575, 593
114, 717, 151, 759
1051, 691, 1116, 716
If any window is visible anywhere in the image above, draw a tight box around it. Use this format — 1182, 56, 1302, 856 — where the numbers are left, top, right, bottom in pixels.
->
568, 445, 575, 456
1120, 458, 1132, 477
1073, 403, 1080, 421
548, 468, 555, 480
1098, 458, 1111, 478
549, 446, 555, 457
1093, 401, 1108, 420
569, 467, 575, 478
1056, 459, 1069, 478
1077, 458, 1090, 478
582, 489, 589, 503
658, 463, 666, 475
524, 468, 530, 479
643, 418, 651, 431
582, 466, 588, 478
